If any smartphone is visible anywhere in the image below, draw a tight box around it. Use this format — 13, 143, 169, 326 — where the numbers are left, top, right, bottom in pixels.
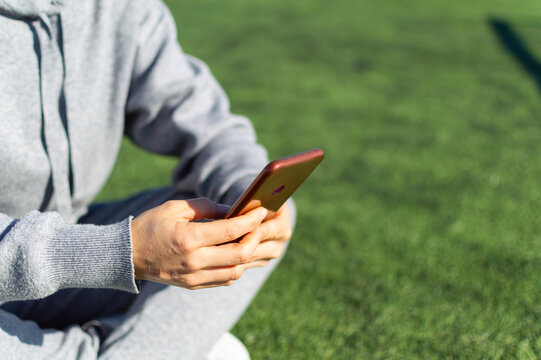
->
224, 148, 324, 219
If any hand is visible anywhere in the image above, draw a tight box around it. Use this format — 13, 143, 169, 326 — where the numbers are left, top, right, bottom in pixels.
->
244, 203, 293, 269
131, 198, 267, 290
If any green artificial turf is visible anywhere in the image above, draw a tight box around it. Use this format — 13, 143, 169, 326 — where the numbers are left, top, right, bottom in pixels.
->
97, 1, 541, 358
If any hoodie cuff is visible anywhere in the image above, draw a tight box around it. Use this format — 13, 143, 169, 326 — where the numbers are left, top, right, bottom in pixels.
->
42, 217, 139, 294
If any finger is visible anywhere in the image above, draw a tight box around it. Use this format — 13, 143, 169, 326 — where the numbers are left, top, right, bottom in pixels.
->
187, 281, 235, 290
181, 265, 245, 288
250, 240, 284, 262
194, 230, 263, 268
244, 260, 270, 269
269, 203, 289, 221
259, 212, 292, 242
156, 278, 235, 290
170, 198, 230, 221
272, 203, 287, 217
192, 207, 267, 246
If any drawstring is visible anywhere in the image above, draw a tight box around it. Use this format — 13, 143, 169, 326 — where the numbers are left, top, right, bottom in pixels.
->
28, 20, 55, 212
54, 14, 74, 197
29, 14, 75, 216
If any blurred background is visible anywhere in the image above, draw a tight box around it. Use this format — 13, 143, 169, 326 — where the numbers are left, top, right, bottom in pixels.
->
97, 0, 541, 358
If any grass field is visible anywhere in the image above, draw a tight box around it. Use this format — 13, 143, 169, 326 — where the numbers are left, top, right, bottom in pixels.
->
97, 1, 541, 358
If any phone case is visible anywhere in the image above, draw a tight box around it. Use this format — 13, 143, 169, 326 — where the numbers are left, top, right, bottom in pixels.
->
225, 148, 324, 219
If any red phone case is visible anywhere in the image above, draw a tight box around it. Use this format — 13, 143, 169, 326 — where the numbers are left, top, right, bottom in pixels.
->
225, 148, 324, 219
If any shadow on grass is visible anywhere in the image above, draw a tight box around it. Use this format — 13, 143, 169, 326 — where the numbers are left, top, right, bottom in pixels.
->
489, 18, 541, 93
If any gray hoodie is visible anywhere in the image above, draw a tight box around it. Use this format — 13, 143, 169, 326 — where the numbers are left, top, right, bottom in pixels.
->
0, 0, 268, 301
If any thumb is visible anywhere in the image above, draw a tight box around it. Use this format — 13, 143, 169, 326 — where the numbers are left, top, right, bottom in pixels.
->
183, 198, 230, 221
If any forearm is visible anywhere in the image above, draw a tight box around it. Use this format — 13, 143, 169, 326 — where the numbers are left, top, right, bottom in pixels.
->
0, 211, 138, 302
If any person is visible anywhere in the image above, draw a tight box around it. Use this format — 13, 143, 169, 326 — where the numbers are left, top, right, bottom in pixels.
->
0, 0, 294, 359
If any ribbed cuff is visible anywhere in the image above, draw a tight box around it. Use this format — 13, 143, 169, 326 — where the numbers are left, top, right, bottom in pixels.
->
42, 217, 139, 294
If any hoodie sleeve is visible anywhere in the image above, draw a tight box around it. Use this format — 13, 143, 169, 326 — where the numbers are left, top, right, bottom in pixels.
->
124, 0, 268, 205
0, 211, 138, 302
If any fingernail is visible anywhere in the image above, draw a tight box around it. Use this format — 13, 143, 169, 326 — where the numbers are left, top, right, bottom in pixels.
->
259, 208, 268, 220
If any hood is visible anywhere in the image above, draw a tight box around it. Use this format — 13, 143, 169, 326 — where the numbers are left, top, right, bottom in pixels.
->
0, 0, 62, 18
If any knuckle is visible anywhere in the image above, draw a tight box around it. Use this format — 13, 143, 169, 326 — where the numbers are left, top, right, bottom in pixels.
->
249, 214, 263, 228
283, 228, 293, 240
230, 266, 244, 281
173, 236, 191, 254
173, 225, 197, 253
225, 223, 241, 241
180, 258, 198, 273
272, 244, 284, 259
182, 274, 199, 289
183, 235, 197, 252
237, 245, 252, 264
162, 200, 177, 211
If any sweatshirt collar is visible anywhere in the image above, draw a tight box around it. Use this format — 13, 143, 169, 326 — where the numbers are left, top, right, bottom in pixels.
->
0, 0, 63, 18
